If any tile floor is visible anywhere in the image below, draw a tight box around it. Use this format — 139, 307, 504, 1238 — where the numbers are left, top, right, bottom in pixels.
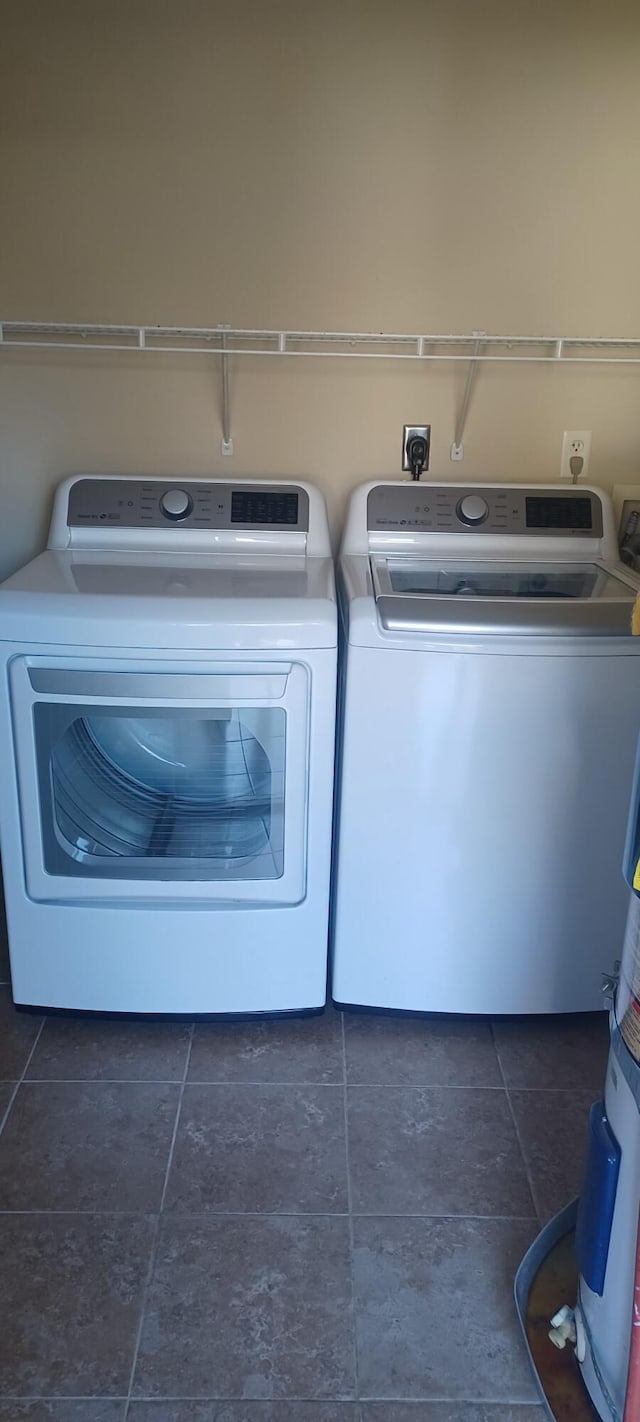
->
0, 917, 610, 1420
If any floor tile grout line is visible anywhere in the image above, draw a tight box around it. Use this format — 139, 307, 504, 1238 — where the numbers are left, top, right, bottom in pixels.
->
341, 1010, 361, 1404
2, 1075, 603, 1091
0, 1399, 546, 1410
122, 1212, 161, 1422
19, 1076, 202, 1087
0, 1017, 45, 1141
14, 1075, 345, 1087
0, 1397, 130, 1404
335, 1081, 522, 1092
491, 1022, 542, 1226
124, 1022, 194, 1418
358, 1399, 542, 1407
0, 1207, 539, 1220
0, 1207, 349, 1218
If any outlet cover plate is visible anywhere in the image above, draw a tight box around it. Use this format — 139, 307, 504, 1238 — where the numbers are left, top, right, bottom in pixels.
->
560, 430, 592, 480
402, 425, 431, 474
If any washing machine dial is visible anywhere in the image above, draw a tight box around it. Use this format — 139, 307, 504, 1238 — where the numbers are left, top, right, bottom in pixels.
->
160, 488, 193, 522
457, 494, 489, 526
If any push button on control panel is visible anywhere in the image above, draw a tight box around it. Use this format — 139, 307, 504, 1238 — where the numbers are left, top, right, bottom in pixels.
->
457, 494, 489, 526
160, 488, 193, 521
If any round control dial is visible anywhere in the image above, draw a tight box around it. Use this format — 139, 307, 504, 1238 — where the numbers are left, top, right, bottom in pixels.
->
160, 488, 193, 522
457, 494, 489, 526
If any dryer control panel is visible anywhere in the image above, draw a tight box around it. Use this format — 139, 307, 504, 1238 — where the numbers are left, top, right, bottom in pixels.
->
67, 479, 310, 532
367, 484, 604, 538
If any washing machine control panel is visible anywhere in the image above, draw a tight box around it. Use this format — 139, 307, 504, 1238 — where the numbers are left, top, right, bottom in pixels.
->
367, 485, 604, 537
67, 480, 310, 531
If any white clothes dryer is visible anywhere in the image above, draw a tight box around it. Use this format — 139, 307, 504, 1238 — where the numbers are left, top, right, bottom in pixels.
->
331, 480, 640, 1015
0, 476, 336, 1015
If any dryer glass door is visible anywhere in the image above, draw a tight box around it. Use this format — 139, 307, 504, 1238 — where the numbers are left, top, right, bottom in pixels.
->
40, 704, 284, 880
11, 660, 308, 902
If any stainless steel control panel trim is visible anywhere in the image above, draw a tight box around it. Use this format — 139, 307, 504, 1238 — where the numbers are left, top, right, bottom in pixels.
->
366, 485, 604, 537
67, 480, 310, 532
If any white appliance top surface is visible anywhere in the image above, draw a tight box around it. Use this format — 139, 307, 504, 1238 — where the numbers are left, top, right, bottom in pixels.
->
2, 550, 333, 598
0, 551, 336, 651
0, 476, 336, 650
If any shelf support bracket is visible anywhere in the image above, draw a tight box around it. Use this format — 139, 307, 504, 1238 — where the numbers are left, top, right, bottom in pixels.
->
450, 331, 484, 461
219, 327, 233, 455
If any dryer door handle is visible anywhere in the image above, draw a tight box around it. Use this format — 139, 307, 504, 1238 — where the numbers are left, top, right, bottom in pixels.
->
27, 667, 292, 701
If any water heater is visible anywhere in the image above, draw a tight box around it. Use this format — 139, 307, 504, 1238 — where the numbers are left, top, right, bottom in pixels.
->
574, 751, 640, 1419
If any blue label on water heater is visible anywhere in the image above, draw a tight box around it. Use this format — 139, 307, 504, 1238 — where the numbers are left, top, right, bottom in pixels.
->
575, 1102, 622, 1297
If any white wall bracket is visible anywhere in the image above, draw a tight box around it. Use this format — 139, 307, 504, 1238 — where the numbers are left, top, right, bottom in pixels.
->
219, 326, 233, 455
450, 331, 484, 460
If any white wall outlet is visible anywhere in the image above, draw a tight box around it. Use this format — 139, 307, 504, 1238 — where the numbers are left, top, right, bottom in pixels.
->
560, 430, 591, 481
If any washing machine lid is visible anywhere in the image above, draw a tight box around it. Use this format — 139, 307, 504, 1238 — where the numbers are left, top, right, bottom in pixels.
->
0, 550, 337, 650
370, 556, 638, 636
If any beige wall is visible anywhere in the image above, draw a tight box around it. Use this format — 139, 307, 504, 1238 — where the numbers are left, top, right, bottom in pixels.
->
1, 0, 640, 576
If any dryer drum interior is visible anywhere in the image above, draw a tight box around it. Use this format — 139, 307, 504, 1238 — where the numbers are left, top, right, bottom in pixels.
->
38, 705, 286, 879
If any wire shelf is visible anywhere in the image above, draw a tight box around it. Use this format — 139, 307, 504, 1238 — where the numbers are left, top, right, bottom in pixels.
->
3, 320, 639, 454
2, 322, 640, 363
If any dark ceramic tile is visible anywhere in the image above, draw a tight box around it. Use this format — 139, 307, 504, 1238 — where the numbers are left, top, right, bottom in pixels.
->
0, 1406, 125, 1420
188, 1007, 343, 1084
164, 1083, 347, 1214
128, 1407, 359, 1420
353, 1215, 538, 1401
344, 1015, 501, 1087
0, 1081, 179, 1210
27, 1016, 192, 1082
133, 1215, 355, 1399
0, 988, 41, 1078
0, 1212, 154, 1395
361, 1408, 545, 1420
509, 1088, 593, 1221
348, 1086, 534, 1216
493, 1014, 609, 1091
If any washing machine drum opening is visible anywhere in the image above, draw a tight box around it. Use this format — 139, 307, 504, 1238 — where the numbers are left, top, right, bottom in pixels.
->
41, 707, 286, 880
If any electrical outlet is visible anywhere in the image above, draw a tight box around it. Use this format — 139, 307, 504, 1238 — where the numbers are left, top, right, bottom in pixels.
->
560, 430, 591, 481
402, 425, 431, 475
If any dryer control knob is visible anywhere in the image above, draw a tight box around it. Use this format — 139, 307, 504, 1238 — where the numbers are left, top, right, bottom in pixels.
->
458, 494, 489, 526
160, 488, 193, 521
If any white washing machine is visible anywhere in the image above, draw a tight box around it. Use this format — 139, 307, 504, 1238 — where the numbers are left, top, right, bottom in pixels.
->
0, 475, 336, 1015
331, 480, 640, 1015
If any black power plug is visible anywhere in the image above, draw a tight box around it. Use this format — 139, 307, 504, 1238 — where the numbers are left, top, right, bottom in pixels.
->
402, 425, 431, 480
407, 433, 429, 481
